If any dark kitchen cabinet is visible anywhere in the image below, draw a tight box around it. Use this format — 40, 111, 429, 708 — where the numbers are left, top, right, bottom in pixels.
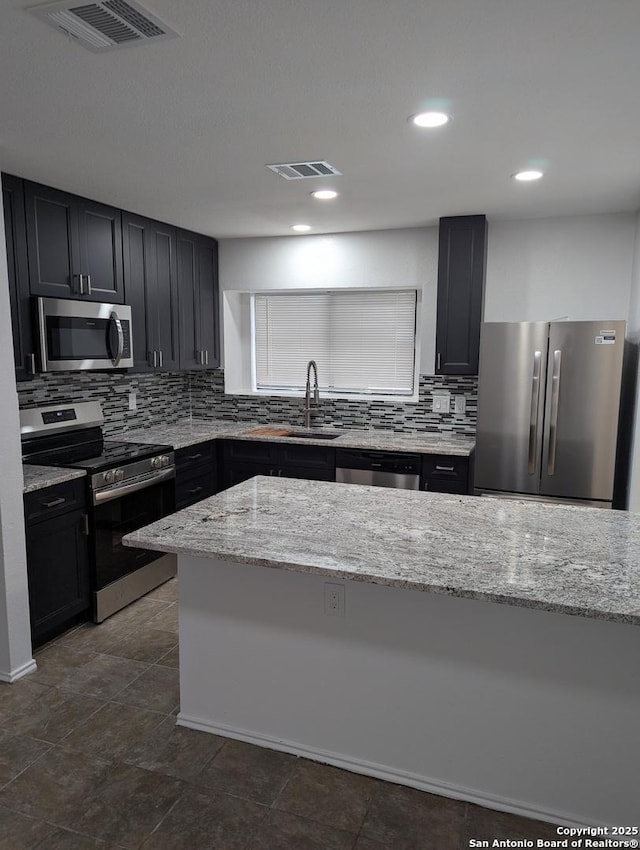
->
2, 174, 36, 380
421, 453, 472, 495
122, 212, 180, 371
435, 215, 487, 375
177, 230, 220, 370
24, 180, 124, 303
221, 439, 336, 489
24, 478, 90, 647
174, 440, 218, 509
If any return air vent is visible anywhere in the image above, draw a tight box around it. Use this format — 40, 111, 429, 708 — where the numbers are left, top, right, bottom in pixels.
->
29, 0, 178, 52
267, 161, 342, 180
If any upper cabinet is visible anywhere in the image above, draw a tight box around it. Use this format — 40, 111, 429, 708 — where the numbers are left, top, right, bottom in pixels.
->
435, 214, 487, 375
24, 181, 124, 303
2, 174, 36, 380
177, 230, 219, 370
122, 213, 179, 371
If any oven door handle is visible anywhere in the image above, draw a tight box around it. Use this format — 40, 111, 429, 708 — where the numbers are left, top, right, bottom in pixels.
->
92, 468, 175, 505
110, 311, 125, 367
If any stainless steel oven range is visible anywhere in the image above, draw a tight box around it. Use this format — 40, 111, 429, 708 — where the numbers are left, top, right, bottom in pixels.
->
21, 401, 176, 622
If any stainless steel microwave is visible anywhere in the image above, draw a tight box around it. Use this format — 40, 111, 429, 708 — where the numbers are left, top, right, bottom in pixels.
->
37, 297, 134, 372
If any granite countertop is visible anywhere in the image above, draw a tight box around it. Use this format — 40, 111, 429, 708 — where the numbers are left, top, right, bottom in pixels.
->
123, 476, 640, 626
22, 465, 86, 494
121, 419, 475, 456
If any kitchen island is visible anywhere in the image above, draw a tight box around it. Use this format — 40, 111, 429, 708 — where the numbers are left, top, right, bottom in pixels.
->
124, 478, 640, 828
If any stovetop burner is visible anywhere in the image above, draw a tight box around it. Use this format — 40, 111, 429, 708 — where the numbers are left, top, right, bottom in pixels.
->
64, 440, 174, 473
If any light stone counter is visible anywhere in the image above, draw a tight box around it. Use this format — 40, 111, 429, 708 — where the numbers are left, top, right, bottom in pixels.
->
22, 464, 86, 494
121, 418, 475, 456
124, 475, 640, 626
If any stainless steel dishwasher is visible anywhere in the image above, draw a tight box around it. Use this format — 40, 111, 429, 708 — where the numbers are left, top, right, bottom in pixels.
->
335, 449, 421, 490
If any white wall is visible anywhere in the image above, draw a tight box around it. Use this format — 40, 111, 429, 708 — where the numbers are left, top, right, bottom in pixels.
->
624, 212, 640, 512
219, 228, 439, 388
484, 213, 636, 322
0, 190, 35, 682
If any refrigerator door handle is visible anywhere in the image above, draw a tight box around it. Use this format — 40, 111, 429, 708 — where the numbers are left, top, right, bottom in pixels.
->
528, 350, 542, 474
547, 349, 562, 475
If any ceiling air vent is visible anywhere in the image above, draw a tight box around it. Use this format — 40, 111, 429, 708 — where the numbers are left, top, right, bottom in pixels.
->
267, 161, 342, 180
29, 0, 178, 52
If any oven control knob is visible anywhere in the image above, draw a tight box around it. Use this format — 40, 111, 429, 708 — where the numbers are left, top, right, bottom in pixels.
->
115, 469, 125, 483
161, 455, 171, 468
151, 456, 162, 470
105, 470, 115, 484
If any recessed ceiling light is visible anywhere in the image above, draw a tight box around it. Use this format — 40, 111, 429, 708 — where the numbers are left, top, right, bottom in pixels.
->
291, 224, 312, 232
311, 189, 339, 200
512, 170, 544, 182
410, 111, 450, 128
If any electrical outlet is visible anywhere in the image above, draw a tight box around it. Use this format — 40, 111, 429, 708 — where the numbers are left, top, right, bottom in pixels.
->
431, 394, 450, 413
128, 391, 137, 411
324, 582, 345, 617
454, 396, 466, 415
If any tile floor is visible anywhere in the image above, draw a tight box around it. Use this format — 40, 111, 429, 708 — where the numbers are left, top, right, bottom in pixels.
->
0, 579, 563, 849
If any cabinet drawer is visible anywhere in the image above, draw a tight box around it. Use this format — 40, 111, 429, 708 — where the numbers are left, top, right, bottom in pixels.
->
278, 443, 335, 470
175, 440, 217, 475
175, 471, 217, 509
24, 478, 86, 525
422, 480, 468, 495
422, 455, 469, 481
223, 440, 277, 464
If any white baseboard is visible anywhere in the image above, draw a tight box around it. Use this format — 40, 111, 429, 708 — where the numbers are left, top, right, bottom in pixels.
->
177, 712, 596, 829
0, 657, 37, 683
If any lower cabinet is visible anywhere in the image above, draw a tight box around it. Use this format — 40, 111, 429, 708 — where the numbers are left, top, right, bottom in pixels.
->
175, 440, 218, 509
221, 440, 336, 489
421, 454, 472, 495
24, 479, 90, 647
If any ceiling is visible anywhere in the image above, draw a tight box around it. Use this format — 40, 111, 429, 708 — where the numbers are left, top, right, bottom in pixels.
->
1, 0, 640, 238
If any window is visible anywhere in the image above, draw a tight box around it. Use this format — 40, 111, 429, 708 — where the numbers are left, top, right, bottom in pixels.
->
253, 289, 418, 397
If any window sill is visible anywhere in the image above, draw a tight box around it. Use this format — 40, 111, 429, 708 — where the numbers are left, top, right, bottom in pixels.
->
227, 388, 420, 404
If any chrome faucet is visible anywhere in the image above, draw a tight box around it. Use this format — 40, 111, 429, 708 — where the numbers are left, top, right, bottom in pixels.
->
303, 360, 320, 428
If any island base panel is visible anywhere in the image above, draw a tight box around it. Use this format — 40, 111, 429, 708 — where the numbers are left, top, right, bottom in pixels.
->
176, 555, 640, 827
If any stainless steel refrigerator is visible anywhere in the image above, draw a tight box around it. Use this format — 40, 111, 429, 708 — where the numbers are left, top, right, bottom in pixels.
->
474, 320, 627, 508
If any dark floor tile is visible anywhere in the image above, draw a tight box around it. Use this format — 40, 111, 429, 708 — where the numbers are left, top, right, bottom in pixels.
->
464, 804, 561, 841
0, 679, 53, 726
198, 740, 297, 805
144, 579, 178, 603
71, 762, 185, 849
245, 809, 355, 850
352, 838, 390, 850
7, 691, 104, 744
34, 828, 112, 848
31, 645, 99, 687
0, 729, 51, 786
62, 702, 166, 761
56, 618, 137, 655
275, 759, 378, 833
124, 714, 224, 782
59, 654, 149, 700
141, 788, 266, 850
0, 804, 55, 849
156, 645, 179, 669
144, 604, 178, 634
362, 784, 465, 850
0, 747, 111, 824
106, 627, 178, 665
112, 665, 179, 713
106, 598, 174, 631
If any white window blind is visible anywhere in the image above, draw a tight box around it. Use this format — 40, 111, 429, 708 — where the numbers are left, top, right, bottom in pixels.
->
254, 290, 417, 396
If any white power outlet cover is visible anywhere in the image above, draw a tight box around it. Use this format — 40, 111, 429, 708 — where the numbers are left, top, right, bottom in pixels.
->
128, 391, 137, 411
454, 396, 466, 415
324, 582, 345, 617
431, 394, 450, 413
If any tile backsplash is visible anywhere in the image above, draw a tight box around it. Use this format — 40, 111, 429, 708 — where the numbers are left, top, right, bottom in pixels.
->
17, 369, 477, 436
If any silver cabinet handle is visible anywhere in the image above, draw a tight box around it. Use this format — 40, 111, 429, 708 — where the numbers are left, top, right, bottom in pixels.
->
197, 350, 202, 365
528, 350, 542, 475
42, 497, 66, 509
27, 353, 36, 374
110, 311, 124, 366
82, 514, 89, 536
78, 273, 84, 295
86, 274, 92, 295
158, 350, 163, 368
435, 465, 455, 472
205, 349, 209, 366
547, 349, 562, 476
437, 352, 441, 371
151, 351, 157, 368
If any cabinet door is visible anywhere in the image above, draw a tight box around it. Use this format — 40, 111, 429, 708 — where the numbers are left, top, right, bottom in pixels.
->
25, 181, 80, 298
26, 509, 90, 646
197, 236, 219, 368
151, 222, 179, 370
122, 212, 154, 371
76, 197, 124, 303
435, 215, 487, 375
2, 175, 36, 380
222, 461, 275, 490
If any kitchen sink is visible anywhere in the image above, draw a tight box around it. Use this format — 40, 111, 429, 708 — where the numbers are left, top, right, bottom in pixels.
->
288, 431, 342, 440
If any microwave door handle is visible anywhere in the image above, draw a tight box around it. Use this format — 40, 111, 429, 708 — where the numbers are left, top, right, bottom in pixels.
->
109, 311, 124, 366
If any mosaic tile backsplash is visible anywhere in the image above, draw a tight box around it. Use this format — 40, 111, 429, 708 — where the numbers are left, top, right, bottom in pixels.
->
17, 370, 477, 436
